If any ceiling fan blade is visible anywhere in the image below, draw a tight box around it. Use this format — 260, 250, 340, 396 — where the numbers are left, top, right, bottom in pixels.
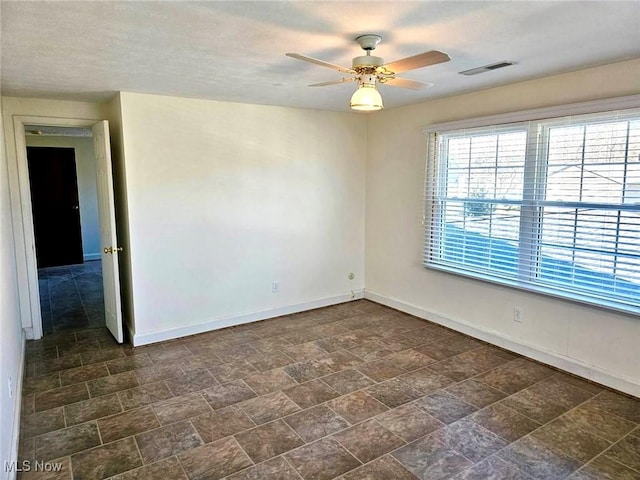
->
384, 50, 450, 74
383, 77, 434, 90
286, 53, 354, 74
309, 77, 358, 87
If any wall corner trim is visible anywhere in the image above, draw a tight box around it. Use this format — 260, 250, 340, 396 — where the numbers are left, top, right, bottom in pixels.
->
132, 290, 365, 346
7, 332, 27, 480
364, 290, 640, 398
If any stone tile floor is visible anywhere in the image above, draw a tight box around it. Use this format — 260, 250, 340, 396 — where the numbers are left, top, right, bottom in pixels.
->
18, 300, 640, 479
38, 261, 105, 334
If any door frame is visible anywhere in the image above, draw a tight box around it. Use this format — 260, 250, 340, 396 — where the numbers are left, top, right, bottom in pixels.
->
11, 115, 109, 340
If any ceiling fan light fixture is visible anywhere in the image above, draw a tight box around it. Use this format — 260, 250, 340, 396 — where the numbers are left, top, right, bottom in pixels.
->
350, 84, 383, 111
288, 34, 450, 112
350, 76, 383, 111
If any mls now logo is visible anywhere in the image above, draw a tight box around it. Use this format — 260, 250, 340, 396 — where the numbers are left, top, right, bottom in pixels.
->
4, 461, 64, 473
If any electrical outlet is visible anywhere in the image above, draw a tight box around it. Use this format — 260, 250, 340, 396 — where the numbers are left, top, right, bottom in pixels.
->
513, 307, 524, 323
8, 376, 13, 399
272, 281, 279, 293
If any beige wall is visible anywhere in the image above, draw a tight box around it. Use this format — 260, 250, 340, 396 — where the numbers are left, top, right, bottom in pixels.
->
25, 135, 101, 259
365, 58, 640, 396
0, 96, 25, 480
118, 92, 366, 343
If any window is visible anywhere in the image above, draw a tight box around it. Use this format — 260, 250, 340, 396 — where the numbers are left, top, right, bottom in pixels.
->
424, 106, 640, 314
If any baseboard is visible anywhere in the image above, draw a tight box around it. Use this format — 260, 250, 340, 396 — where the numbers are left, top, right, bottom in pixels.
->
7, 331, 26, 480
133, 290, 365, 346
365, 290, 640, 398
83, 253, 100, 261
23, 327, 34, 341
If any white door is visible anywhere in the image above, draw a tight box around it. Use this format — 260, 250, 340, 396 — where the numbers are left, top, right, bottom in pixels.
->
92, 120, 124, 343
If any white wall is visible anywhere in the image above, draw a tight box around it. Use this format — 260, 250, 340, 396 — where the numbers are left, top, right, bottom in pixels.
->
118, 92, 366, 344
0, 96, 26, 479
365, 58, 640, 396
25, 135, 101, 260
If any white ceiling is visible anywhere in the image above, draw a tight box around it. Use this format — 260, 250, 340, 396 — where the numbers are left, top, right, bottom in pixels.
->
2, 1, 639, 112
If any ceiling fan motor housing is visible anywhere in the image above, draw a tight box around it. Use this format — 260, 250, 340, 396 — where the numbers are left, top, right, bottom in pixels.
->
352, 55, 384, 73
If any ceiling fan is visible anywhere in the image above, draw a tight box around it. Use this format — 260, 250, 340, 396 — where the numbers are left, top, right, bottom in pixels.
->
286, 34, 450, 111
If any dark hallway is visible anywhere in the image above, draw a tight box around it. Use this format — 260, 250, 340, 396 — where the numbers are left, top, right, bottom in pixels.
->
38, 260, 105, 334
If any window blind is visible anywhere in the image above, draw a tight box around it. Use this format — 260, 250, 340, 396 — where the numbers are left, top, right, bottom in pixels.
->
424, 108, 640, 313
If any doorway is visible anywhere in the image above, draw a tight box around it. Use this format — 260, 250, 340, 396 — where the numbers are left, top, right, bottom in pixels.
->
11, 116, 124, 343
25, 137, 105, 334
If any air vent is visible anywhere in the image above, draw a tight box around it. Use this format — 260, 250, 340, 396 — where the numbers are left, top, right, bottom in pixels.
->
459, 61, 515, 76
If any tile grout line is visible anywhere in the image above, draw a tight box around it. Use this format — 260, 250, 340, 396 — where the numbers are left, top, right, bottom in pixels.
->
581, 426, 640, 474
175, 453, 190, 480
224, 393, 408, 475
472, 454, 537, 480
338, 417, 408, 462
71, 271, 91, 331
229, 435, 256, 469
130, 432, 146, 469
483, 392, 629, 475
281, 454, 306, 480
494, 389, 636, 446
186, 418, 207, 448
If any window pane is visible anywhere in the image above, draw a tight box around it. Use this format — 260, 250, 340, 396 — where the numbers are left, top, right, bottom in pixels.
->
470, 134, 497, 168
538, 207, 640, 299
547, 125, 584, 167
546, 125, 585, 202
546, 119, 636, 204
546, 164, 582, 202
447, 137, 471, 170
436, 200, 521, 277
497, 131, 527, 167
581, 164, 625, 203
432, 130, 526, 278
444, 131, 526, 201
618, 211, 640, 255
574, 209, 619, 254
426, 109, 640, 313
584, 121, 628, 164
624, 120, 640, 204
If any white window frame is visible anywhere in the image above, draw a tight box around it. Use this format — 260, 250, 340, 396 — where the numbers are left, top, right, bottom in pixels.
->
423, 95, 640, 316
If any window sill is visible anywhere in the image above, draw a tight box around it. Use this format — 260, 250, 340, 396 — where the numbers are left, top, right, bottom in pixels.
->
424, 263, 640, 318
